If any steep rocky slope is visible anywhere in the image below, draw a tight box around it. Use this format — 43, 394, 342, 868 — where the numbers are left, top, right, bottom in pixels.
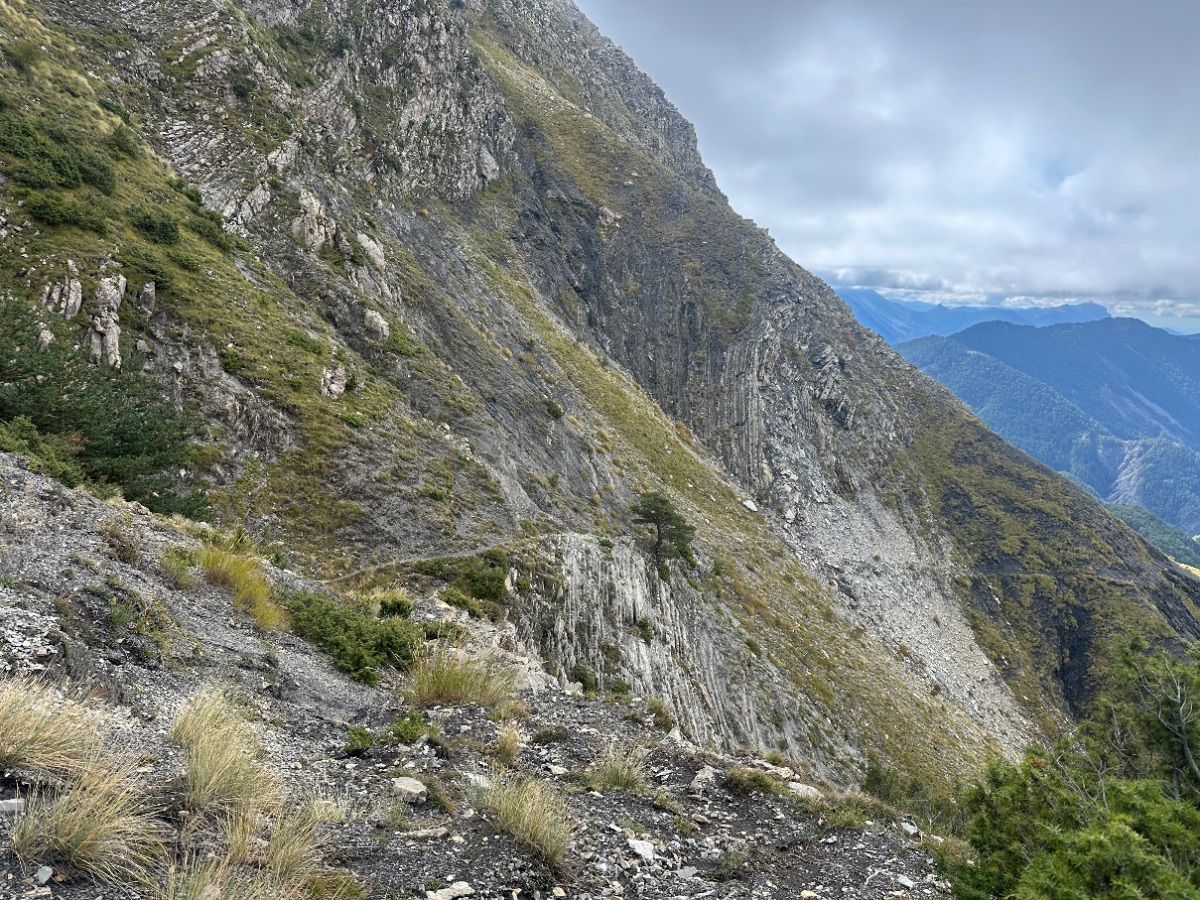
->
0, 453, 949, 898
2, 0, 1199, 809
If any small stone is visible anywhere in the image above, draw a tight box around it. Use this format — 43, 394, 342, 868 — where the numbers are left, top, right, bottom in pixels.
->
788, 782, 823, 803
676, 866, 699, 879
426, 882, 473, 900
547, 764, 568, 776
690, 765, 718, 794
406, 826, 449, 839
628, 838, 655, 863
391, 776, 428, 803
900, 821, 920, 837
0, 798, 24, 815
34, 866, 53, 885
464, 772, 492, 790
896, 875, 916, 889
800, 892, 820, 898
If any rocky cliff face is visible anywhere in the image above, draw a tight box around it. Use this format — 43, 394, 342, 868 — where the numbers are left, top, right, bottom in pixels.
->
4, 0, 1200, 798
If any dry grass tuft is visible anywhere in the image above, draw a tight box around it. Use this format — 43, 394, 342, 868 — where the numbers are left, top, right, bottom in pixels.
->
157, 857, 310, 900
169, 688, 281, 812
480, 777, 573, 869
406, 651, 517, 709
587, 742, 649, 793
0, 677, 103, 777
494, 725, 522, 766
11, 759, 167, 885
195, 544, 286, 630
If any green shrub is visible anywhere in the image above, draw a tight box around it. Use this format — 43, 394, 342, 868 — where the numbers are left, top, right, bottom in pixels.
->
724, 767, 780, 796
105, 124, 140, 158
0, 417, 85, 485
280, 589, 424, 685
377, 591, 413, 618
23, 191, 107, 232
130, 206, 180, 244
383, 711, 428, 745
344, 726, 373, 755
0, 305, 201, 515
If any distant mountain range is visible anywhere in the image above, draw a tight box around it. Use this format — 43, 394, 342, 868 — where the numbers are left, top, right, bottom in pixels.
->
898, 318, 1200, 539
836, 287, 1109, 345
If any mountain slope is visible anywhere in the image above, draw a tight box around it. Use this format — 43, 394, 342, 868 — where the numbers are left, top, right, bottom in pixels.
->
838, 286, 1108, 345
901, 324, 1200, 533
1, 0, 1198, 803
954, 318, 1200, 448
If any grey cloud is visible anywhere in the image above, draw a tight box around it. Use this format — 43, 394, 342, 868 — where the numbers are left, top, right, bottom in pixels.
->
574, 0, 1200, 328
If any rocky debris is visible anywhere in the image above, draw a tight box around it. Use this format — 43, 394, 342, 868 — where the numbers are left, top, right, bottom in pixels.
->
0, 799, 24, 815
364, 308, 391, 340
86, 274, 126, 368
34, 866, 52, 886
320, 364, 347, 399
36, 323, 52, 350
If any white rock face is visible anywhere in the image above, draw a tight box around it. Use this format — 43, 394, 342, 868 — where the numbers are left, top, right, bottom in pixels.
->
292, 189, 334, 252
364, 309, 391, 341
41, 259, 83, 319
321, 365, 347, 399
356, 233, 387, 269
87, 274, 126, 368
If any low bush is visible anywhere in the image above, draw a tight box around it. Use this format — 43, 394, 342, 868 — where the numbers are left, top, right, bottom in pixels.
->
280, 589, 424, 685
11, 761, 166, 885
0, 416, 85, 486
0, 677, 102, 776
130, 206, 181, 243
1, 303, 201, 515
405, 651, 516, 709
480, 777, 573, 870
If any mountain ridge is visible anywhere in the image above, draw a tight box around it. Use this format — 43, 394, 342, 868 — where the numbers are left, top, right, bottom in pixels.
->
837, 285, 1109, 345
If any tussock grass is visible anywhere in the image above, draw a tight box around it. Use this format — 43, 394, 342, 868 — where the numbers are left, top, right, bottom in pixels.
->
263, 804, 321, 883
494, 725, 522, 766
157, 858, 309, 900
823, 790, 901, 829
406, 651, 517, 709
587, 743, 649, 793
160, 546, 197, 589
11, 760, 166, 885
195, 544, 285, 630
0, 677, 103, 776
724, 767, 782, 796
480, 777, 573, 870
169, 688, 280, 811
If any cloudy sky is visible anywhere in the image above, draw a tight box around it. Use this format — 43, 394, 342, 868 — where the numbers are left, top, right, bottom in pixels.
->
574, 0, 1200, 332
